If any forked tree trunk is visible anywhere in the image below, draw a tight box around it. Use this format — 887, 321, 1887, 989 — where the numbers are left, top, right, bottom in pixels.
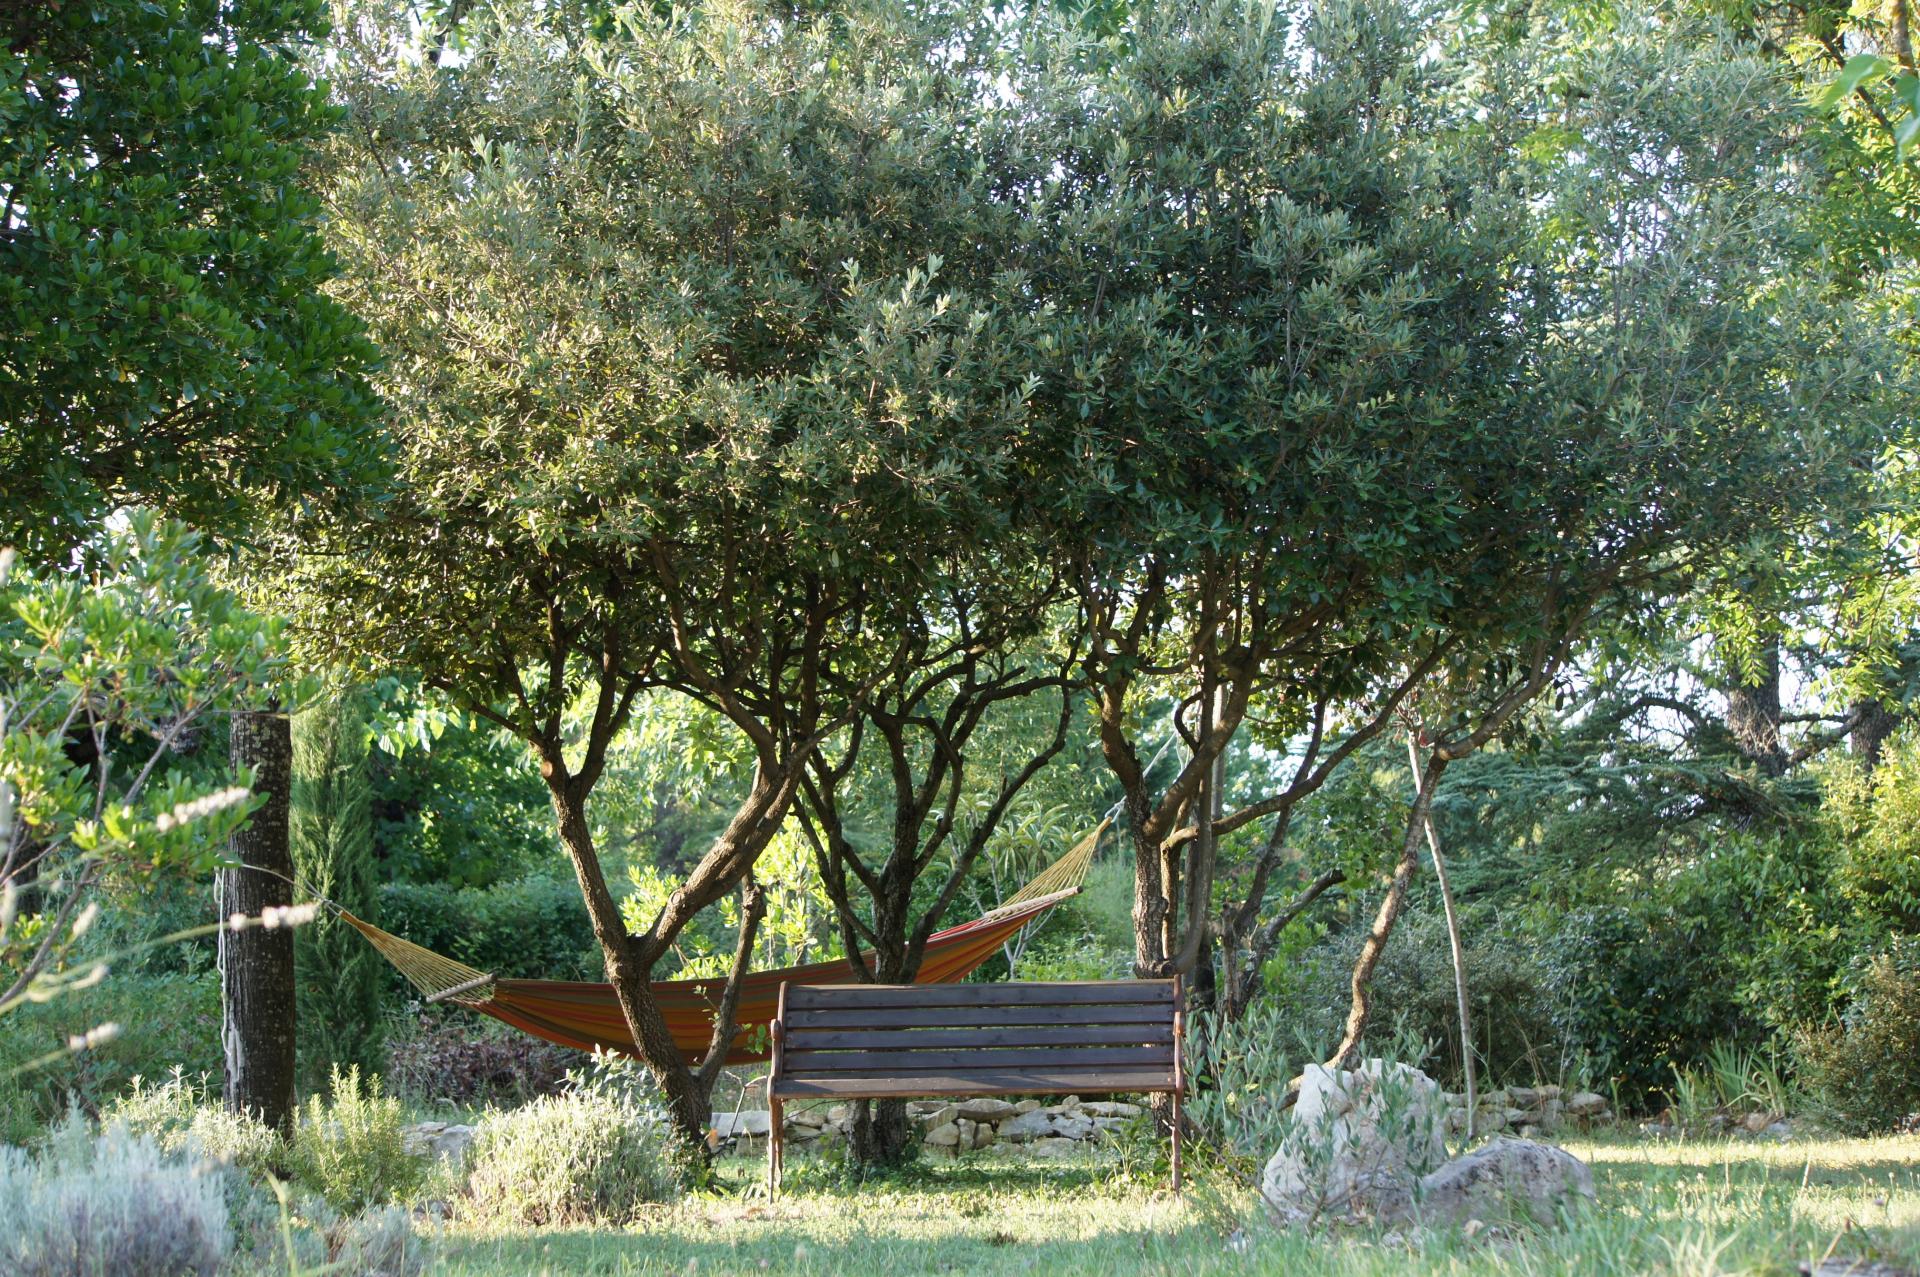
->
546, 770, 794, 1147
221, 708, 297, 1137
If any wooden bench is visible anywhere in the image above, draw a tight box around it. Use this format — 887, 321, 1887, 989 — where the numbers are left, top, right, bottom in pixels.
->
767, 978, 1185, 1193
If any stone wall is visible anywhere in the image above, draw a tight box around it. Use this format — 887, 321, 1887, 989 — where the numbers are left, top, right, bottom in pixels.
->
717, 1094, 1143, 1157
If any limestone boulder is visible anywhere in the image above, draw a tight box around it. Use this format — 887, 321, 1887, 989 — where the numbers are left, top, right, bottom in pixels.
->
957, 1098, 1020, 1123
998, 1109, 1056, 1143
1413, 1137, 1595, 1226
1260, 1059, 1448, 1225
1565, 1092, 1608, 1119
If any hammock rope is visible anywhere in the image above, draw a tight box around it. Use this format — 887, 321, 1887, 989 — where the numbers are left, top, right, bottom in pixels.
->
334, 819, 1107, 1065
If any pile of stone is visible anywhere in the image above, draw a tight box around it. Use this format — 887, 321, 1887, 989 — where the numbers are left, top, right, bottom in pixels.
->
715, 1094, 1142, 1156
1261, 1060, 1596, 1229
1442, 1084, 1613, 1139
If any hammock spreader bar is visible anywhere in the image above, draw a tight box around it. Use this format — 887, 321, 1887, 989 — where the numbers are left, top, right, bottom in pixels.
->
341, 821, 1105, 1066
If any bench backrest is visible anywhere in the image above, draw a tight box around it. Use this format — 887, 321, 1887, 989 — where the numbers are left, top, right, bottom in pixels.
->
769, 979, 1181, 1100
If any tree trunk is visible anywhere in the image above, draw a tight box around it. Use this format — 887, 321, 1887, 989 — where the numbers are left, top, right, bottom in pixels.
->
848, 926, 918, 1167
547, 786, 713, 1143
221, 708, 297, 1137
1726, 640, 1785, 776
1327, 752, 1446, 1071
1851, 698, 1899, 771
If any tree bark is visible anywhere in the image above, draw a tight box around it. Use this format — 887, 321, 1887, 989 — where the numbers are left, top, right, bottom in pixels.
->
546, 760, 798, 1147
1850, 697, 1900, 770
221, 708, 297, 1137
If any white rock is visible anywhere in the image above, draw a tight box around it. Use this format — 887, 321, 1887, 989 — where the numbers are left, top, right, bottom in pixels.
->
1030, 1137, 1080, 1158
1013, 1099, 1043, 1114
998, 1110, 1056, 1143
972, 1121, 996, 1149
957, 1098, 1020, 1122
1565, 1092, 1607, 1118
1051, 1115, 1096, 1141
713, 1110, 771, 1138
1260, 1060, 1447, 1225
924, 1121, 962, 1147
1412, 1137, 1595, 1226
788, 1108, 826, 1129
402, 1122, 475, 1163
1507, 1087, 1538, 1108
1079, 1101, 1142, 1119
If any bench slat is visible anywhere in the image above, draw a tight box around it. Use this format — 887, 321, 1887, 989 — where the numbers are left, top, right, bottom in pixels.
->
784, 981, 1171, 1010
783, 1044, 1174, 1073
786, 1025, 1173, 1051
785, 1003, 1172, 1030
773, 1068, 1177, 1099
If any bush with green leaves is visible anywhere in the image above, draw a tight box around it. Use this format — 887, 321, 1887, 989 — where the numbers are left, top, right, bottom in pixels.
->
1795, 940, 1920, 1135
0, 968, 222, 1139
465, 1072, 683, 1225
378, 872, 600, 987
0, 1115, 229, 1277
290, 1065, 422, 1213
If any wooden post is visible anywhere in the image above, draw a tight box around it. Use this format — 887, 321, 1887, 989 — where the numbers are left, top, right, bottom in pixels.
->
768, 982, 788, 1197
220, 707, 297, 1138
1171, 973, 1185, 1192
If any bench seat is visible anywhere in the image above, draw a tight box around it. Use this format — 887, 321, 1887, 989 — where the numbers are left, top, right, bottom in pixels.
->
766, 978, 1185, 1192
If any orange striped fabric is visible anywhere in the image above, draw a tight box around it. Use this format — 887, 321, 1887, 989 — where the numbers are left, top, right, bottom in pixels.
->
450, 892, 1069, 1065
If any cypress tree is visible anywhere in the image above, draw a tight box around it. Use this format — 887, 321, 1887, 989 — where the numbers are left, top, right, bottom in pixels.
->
291, 688, 384, 1087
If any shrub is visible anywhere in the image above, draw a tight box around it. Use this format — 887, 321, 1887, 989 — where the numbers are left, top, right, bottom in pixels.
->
328, 1204, 428, 1277
0, 1115, 230, 1277
385, 1006, 578, 1108
1795, 939, 1920, 1135
0, 969, 221, 1135
378, 872, 600, 986
466, 1085, 682, 1224
106, 1069, 287, 1182
1186, 1000, 1306, 1171
291, 1065, 423, 1213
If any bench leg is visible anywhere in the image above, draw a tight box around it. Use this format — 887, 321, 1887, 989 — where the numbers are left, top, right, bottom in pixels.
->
769, 1097, 783, 1197
1170, 1089, 1183, 1193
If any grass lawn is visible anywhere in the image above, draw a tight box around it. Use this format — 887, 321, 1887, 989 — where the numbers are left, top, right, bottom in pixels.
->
429, 1132, 1920, 1276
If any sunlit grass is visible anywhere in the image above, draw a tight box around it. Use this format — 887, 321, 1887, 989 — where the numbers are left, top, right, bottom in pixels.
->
430, 1133, 1920, 1276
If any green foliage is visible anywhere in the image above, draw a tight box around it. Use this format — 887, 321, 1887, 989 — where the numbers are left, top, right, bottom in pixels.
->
0, 1115, 230, 1277
1796, 939, 1920, 1135
365, 681, 554, 888
1825, 730, 1920, 931
291, 1065, 422, 1214
465, 1085, 683, 1225
1186, 1000, 1308, 1174
1538, 903, 1754, 1111
2, 514, 286, 1053
0, 0, 381, 558
0, 969, 222, 1137
378, 872, 600, 985
292, 688, 385, 1085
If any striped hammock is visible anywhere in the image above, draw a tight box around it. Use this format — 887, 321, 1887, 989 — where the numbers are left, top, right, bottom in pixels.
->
341, 823, 1102, 1066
